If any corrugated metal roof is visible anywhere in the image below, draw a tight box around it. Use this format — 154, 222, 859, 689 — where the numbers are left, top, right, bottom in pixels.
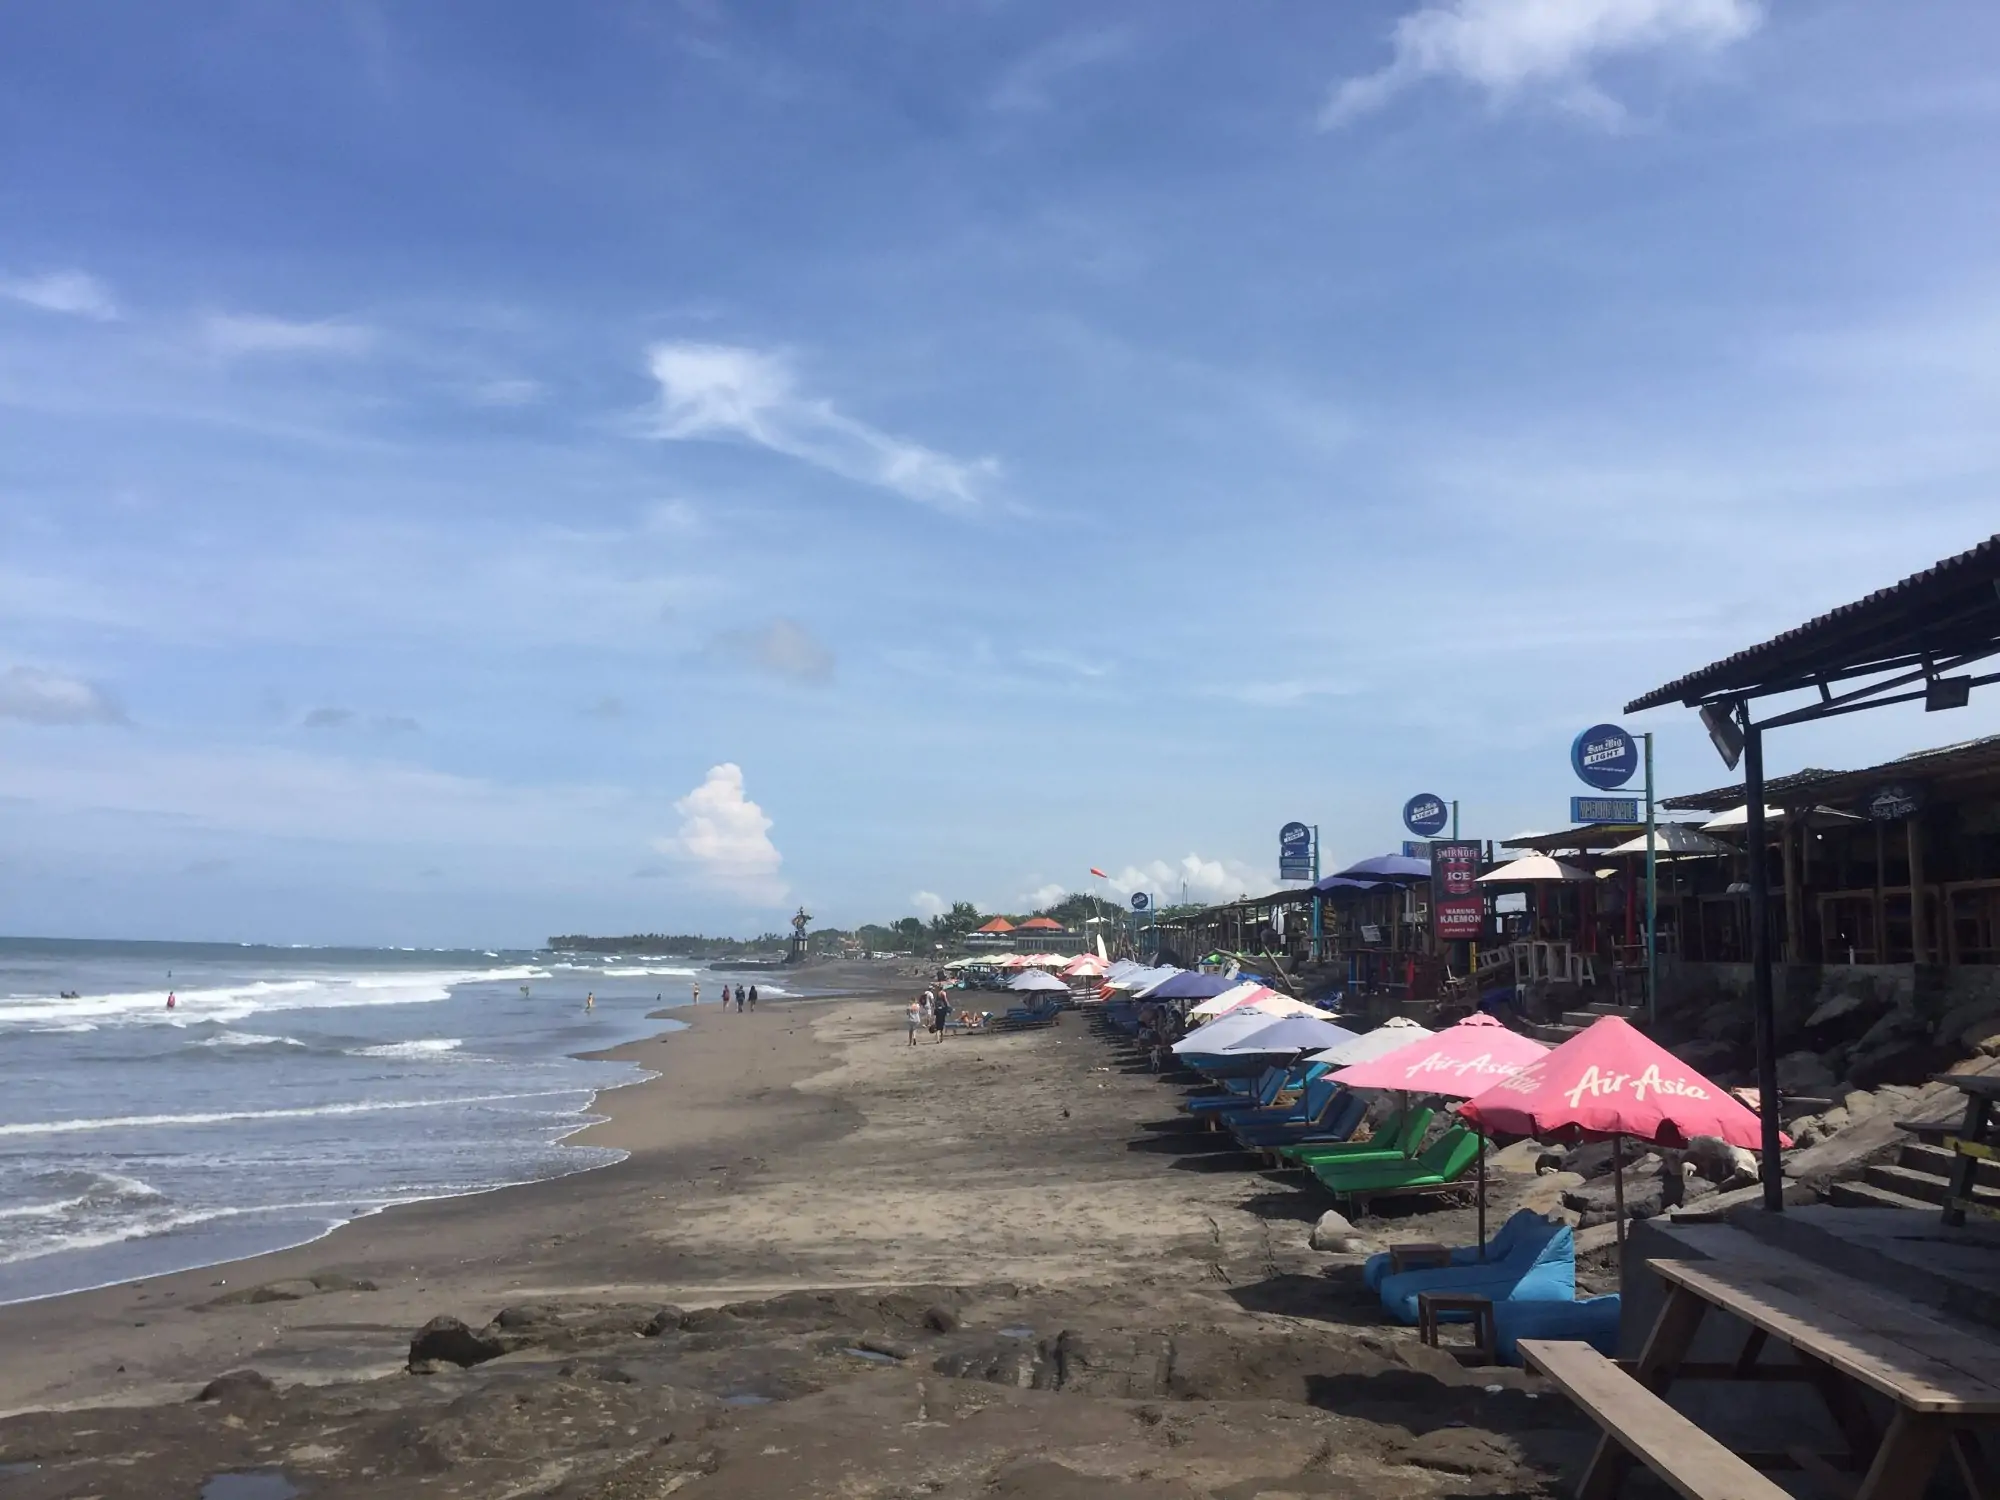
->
1626, 532, 2000, 713
1660, 734, 2000, 812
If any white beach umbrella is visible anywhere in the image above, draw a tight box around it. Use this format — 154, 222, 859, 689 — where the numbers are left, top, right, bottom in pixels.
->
1701, 804, 1865, 833
1476, 853, 1593, 884
1602, 825, 1734, 859
1188, 981, 1273, 1019
1305, 1015, 1434, 1066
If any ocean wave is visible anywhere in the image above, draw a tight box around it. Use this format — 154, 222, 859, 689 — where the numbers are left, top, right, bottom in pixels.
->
194, 1030, 305, 1049
348, 1038, 464, 1059
600, 966, 699, 978
0, 1087, 591, 1138
0, 1170, 163, 1221
0, 964, 549, 1034
28, 1022, 97, 1034
0, 1199, 355, 1268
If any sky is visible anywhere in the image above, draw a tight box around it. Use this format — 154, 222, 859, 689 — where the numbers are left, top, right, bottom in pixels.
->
3, 0, 2000, 946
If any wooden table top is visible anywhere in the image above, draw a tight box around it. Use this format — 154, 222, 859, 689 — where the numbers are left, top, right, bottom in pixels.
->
1653, 1258, 2000, 1415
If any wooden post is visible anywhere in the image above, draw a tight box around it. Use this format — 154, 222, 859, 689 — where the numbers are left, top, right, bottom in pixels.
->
1874, 821, 1887, 964
1908, 814, 1928, 965
1782, 811, 1802, 964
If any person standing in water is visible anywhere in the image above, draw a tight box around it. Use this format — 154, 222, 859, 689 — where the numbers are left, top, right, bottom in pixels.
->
691, 981, 700, 1006
166, 990, 176, 1011
585, 991, 594, 1012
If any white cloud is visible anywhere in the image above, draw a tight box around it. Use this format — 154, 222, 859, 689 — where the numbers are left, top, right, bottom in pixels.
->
0, 270, 119, 321
1321, 0, 1761, 128
0, 666, 128, 726
1022, 882, 1067, 909
204, 313, 376, 358
1106, 854, 1265, 906
705, 617, 835, 685
911, 890, 948, 919
646, 342, 997, 509
989, 27, 1135, 113
660, 762, 786, 904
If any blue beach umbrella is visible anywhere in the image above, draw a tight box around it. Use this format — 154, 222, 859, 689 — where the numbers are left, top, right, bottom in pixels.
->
1220, 1016, 1358, 1056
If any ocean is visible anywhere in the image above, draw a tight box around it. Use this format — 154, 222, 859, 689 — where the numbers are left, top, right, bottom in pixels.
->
0, 937, 802, 1305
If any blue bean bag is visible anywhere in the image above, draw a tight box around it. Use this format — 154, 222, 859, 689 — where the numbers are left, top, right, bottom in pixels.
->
1493, 1294, 1621, 1365
1376, 1215, 1576, 1325
1364, 1208, 1553, 1293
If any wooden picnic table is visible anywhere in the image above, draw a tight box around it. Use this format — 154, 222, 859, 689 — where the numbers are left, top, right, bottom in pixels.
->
1581, 1255, 2000, 1500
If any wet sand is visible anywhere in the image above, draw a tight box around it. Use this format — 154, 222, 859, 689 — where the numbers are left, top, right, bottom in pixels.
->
0, 976, 1588, 1498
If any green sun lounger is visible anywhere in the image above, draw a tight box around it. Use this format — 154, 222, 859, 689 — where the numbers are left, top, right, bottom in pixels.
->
1277, 1106, 1433, 1169
1309, 1126, 1481, 1204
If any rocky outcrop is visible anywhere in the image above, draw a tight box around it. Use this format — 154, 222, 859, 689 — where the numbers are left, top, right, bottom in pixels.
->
408, 1316, 508, 1370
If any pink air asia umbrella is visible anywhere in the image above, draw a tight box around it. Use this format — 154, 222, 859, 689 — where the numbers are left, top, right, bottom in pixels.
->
1331, 1014, 1549, 1252
1457, 1015, 1787, 1247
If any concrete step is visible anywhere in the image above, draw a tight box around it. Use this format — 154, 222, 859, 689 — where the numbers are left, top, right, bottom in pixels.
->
1900, 1141, 2000, 1190
1523, 1022, 1581, 1044
1560, 1008, 1646, 1029
1865, 1164, 1952, 1206
1828, 1179, 1937, 1212
1583, 1002, 1639, 1017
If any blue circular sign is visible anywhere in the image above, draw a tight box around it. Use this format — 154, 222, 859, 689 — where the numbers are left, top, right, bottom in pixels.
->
1130, 891, 1151, 911
1403, 793, 1448, 838
1572, 723, 1639, 790
1279, 820, 1311, 850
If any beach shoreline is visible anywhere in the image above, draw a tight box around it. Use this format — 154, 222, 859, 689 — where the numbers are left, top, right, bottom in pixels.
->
0, 973, 1578, 1500
0, 982, 870, 1417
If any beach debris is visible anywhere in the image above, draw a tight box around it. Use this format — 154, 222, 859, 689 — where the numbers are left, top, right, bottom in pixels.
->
853, 1335, 912, 1361
921, 1304, 959, 1333
407, 1315, 506, 1370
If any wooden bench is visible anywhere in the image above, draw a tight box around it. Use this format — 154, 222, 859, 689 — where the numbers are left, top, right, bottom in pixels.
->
1520, 1339, 1792, 1500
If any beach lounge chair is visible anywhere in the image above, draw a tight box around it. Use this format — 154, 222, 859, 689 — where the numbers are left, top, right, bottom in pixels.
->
1184, 1066, 1290, 1116
1222, 1073, 1335, 1128
1376, 1217, 1575, 1324
1278, 1106, 1434, 1170
1309, 1127, 1482, 1206
1362, 1206, 1549, 1291
1491, 1294, 1619, 1366
1231, 1087, 1365, 1149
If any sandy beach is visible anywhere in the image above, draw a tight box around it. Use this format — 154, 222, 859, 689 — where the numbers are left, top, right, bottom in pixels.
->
0, 971, 1589, 1498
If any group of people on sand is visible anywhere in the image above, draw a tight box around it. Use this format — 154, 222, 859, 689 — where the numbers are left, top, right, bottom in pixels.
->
689, 980, 757, 1012
906, 985, 953, 1045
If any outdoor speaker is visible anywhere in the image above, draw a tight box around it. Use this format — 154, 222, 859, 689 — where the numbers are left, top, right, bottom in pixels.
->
1926, 676, 1972, 712
1699, 702, 1744, 770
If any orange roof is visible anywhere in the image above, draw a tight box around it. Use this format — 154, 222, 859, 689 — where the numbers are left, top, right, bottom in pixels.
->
1017, 916, 1064, 930
974, 917, 1015, 933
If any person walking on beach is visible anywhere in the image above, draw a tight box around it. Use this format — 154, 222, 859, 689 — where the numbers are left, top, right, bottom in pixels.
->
692, 981, 700, 1006
906, 996, 923, 1046
735, 984, 745, 1013
747, 985, 758, 1011
931, 987, 951, 1042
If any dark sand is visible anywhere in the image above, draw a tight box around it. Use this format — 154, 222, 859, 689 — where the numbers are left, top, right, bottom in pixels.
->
0, 969, 1590, 1498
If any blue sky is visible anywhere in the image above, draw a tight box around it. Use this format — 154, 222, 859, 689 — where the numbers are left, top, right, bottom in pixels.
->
4, 1, 1999, 946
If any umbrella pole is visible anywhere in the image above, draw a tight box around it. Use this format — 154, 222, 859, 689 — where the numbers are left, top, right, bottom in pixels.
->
1477, 1130, 1487, 1259
1612, 1135, 1626, 1252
